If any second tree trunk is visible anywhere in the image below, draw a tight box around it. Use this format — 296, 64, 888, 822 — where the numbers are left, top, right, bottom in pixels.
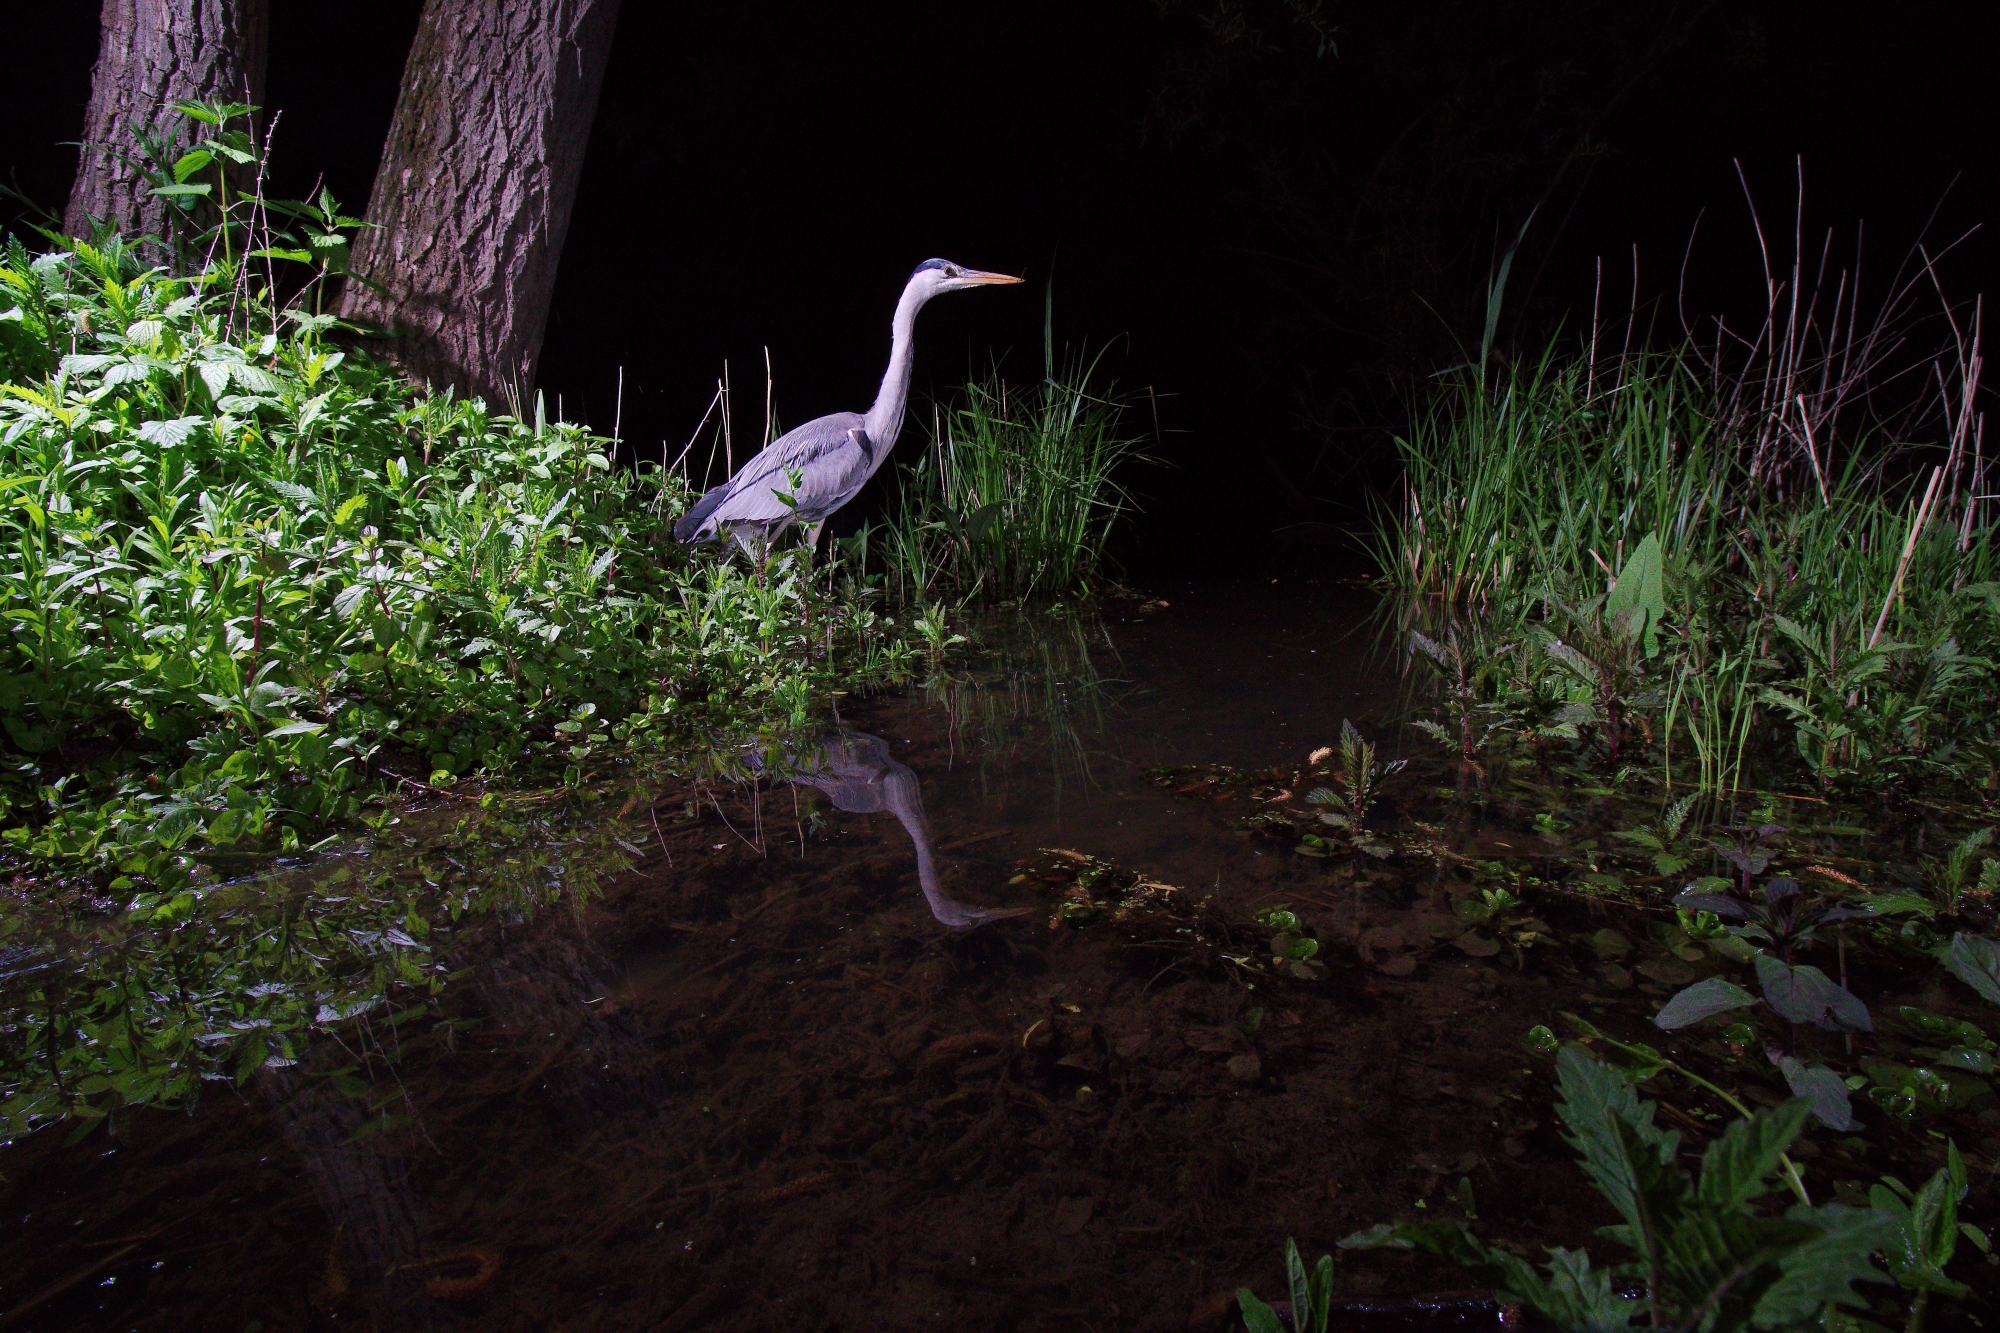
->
339, 0, 621, 408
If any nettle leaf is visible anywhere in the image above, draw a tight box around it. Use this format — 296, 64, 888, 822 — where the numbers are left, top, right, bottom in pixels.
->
1755, 954, 1873, 1032
137, 416, 205, 448
232, 363, 285, 395
1554, 1046, 1678, 1241
1944, 933, 2000, 1007
1655, 976, 1759, 1030
1772, 1055, 1858, 1131
198, 362, 232, 402
1753, 1204, 1896, 1324
1697, 1097, 1810, 1209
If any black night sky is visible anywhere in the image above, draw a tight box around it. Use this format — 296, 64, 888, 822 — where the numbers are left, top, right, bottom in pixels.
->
8, 2, 1998, 578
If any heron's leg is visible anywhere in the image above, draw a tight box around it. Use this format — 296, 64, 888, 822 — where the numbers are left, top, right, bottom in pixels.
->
801, 521, 825, 552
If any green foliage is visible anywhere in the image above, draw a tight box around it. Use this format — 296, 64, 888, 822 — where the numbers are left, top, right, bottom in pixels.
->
1871, 1141, 1991, 1301
1373, 343, 2000, 803
1943, 932, 2000, 1007
1237, 1238, 1332, 1333
1340, 1047, 1897, 1332
0, 104, 921, 902
879, 345, 1150, 602
1304, 718, 1403, 842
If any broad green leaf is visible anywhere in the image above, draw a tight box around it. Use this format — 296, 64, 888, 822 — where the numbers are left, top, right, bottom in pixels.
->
171, 148, 214, 183
1755, 954, 1873, 1032
1537, 1247, 1637, 1332
1752, 1204, 1896, 1325
1943, 933, 2000, 1007
198, 362, 232, 403
1235, 1288, 1283, 1333
136, 416, 204, 448
1697, 1098, 1810, 1209
1554, 1046, 1678, 1244
1605, 532, 1666, 656
1655, 976, 1758, 1029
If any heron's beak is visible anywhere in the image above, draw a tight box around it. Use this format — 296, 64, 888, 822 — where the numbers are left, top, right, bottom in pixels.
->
957, 269, 1025, 286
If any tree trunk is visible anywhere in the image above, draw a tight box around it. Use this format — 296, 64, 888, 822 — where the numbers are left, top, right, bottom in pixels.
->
338, 0, 621, 407
64, 0, 269, 244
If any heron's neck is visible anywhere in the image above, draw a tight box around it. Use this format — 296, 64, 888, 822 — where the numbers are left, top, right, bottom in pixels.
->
862, 281, 927, 454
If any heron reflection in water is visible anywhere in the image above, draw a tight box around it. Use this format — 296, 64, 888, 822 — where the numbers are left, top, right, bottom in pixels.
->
774, 731, 1031, 930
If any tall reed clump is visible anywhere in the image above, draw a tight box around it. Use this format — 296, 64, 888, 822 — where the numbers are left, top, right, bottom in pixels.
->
879, 340, 1150, 604
0, 102, 920, 903
1376, 190, 1994, 801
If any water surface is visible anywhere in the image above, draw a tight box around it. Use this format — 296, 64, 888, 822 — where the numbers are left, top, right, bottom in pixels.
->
6, 580, 1989, 1331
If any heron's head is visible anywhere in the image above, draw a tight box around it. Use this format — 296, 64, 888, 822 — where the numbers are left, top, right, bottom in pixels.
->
909, 258, 1024, 297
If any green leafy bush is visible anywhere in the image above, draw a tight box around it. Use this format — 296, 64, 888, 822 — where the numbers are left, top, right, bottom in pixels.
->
1335, 1045, 1900, 1332
0, 111, 919, 901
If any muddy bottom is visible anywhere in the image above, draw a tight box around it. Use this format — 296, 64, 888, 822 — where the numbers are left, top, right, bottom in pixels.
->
4, 581, 1994, 1331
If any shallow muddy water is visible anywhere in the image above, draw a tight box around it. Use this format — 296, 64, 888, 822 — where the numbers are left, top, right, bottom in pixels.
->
4, 580, 1996, 1331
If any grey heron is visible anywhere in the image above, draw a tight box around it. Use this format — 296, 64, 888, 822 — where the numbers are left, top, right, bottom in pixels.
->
673, 259, 1023, 553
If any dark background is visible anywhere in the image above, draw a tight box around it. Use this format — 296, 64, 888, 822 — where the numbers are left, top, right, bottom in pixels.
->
8, 1, 1997, 579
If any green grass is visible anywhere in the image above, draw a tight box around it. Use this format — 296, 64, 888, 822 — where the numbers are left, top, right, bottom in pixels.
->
1374, 341, 1999, 800
877, 344, 1151, 604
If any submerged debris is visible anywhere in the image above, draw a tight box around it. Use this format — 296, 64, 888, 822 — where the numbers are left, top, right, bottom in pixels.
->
1012, 847, 1186, 928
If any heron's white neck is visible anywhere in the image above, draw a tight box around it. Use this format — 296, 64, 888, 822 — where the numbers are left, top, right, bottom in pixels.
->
861, 278, 931, 456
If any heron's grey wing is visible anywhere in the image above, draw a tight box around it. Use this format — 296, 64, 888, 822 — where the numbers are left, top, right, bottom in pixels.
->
708, 412, 870, 526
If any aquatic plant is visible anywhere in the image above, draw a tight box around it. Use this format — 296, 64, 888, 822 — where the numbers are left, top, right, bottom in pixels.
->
878, 324, 1151, 602
1612, 793, 1700, 876
1407, 625, 1519, 780
1336, 1045, 1899, 1332
1922, 828, 1998, 917
1373, 234, 1995, 802
1871, 1141, 1992, 1331
1236, 1238, 1332, 1333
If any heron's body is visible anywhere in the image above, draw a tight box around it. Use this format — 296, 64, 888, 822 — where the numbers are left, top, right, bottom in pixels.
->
674, 259, 1021, 551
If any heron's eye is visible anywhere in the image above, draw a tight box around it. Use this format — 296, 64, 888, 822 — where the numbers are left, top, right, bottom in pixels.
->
946, 266, 960, 277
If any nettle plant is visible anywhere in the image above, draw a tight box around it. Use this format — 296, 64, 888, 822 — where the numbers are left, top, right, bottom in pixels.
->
1328, 1046, 1911, 1333
1652, 874, 1876, 1129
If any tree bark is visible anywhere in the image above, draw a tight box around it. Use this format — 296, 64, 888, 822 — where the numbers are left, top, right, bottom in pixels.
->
64, 0, 269, 243
338, 0, 621, 407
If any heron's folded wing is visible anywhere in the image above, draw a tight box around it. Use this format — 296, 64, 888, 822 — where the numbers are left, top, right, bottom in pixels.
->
713, 415, 873, 523
721, 413, 864, 491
